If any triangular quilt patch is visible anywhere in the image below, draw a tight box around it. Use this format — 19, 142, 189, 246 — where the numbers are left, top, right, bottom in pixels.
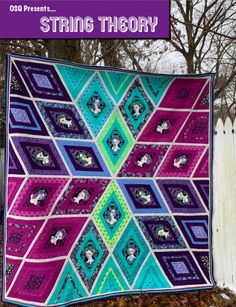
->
134, 254, 170, 289
141, 76, 173, 105
100, 71, 135, 103
48, 262, 87, 305
57, 65, 94, 100
92, 257, 128, 295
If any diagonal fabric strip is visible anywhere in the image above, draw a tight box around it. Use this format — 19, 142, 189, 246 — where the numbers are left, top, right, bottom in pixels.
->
3, 54, 215, 307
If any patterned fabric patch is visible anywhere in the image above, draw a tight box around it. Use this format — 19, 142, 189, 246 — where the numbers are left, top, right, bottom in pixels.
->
10, 64, 30, 97
157, 179, 206, 213
56, 139, 111, 177
97, 110, 134, 175
133, 254, 171, 289
48, 262, 88, 304
57, 64, 95, 100
27, 217, 87, 259
92, 257, 129, 295
11, 136, 69, 176
8, 140, 25, 175
3, 55, 213, 306
174, 216, 209, 249
156, 145, 205, 178
177, 112, 209, 144
5, 258, 22, 291
194, 82, 210, 110
6, 218, 44, 257
14, 60, 71, 101
37, 101, 92, 139
113, 219, 149, 285
154, 251, 206, 286
136, 216, 186, 249
140, 75, 173, 105
70, 221, 109, 292
76, 74, 115, 137
100, 70, 135, 103
93, 181, 131, 248
119, 79, 154, 138
9, 98, 48, 135
193, 150, 209, 178
7, 177, 24, 211
193, 180, 209, 209
8, 260, 65, 303
118, 143, 169, 177
53, 178, 110, 215
138, 110, 189, 143
159, 78, 207, 109
117, 179, 169, 213
9, 178, 68, 217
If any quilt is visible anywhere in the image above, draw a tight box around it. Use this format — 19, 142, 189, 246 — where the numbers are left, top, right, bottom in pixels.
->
3, 54, 214, 306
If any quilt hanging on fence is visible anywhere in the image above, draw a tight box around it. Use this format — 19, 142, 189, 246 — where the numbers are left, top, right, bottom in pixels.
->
3, 54, 214, 307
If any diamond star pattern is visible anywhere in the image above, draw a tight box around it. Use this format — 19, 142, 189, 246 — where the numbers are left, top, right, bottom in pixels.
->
4, 55, 213, 306
93, 181, 131, 248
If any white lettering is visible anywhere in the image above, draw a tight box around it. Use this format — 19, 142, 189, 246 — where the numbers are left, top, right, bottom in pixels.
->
40, 16, 50, 33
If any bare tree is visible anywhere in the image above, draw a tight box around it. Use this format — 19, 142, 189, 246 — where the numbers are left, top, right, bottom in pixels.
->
170, 0, 236, 117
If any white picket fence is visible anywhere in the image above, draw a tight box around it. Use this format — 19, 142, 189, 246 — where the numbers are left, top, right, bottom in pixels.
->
0, 117, 235, 292
213, 117, 236, 293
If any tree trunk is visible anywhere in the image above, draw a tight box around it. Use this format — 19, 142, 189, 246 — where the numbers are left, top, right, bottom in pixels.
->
100, 40, 122, 67
186, 53, 195, 73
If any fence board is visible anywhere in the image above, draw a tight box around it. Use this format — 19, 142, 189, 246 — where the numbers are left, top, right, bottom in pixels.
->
213, 119, 224, 287
223, 118, 234, 289
232, 120, 236, 289
213, 118, 236, 292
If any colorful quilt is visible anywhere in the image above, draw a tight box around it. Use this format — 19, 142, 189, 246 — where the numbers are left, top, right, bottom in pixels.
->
3, 54, 214, 307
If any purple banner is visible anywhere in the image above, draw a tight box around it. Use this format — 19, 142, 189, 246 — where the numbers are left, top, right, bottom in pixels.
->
0, 0, 170, 38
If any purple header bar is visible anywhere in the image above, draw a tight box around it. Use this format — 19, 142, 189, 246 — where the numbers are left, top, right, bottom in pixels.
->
0, 0, 170, 38
2, 0, 164, 1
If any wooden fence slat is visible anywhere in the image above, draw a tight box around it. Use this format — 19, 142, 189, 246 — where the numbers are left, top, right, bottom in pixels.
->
213, 118, 225, 287
223, 118, 235, 290
213, 118, 236, 292
231, 120, 236, 291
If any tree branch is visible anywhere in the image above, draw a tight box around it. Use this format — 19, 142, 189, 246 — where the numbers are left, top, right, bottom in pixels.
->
172, 16, 236, 40
92, 41, 121, 65
121, 41, 143, 71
